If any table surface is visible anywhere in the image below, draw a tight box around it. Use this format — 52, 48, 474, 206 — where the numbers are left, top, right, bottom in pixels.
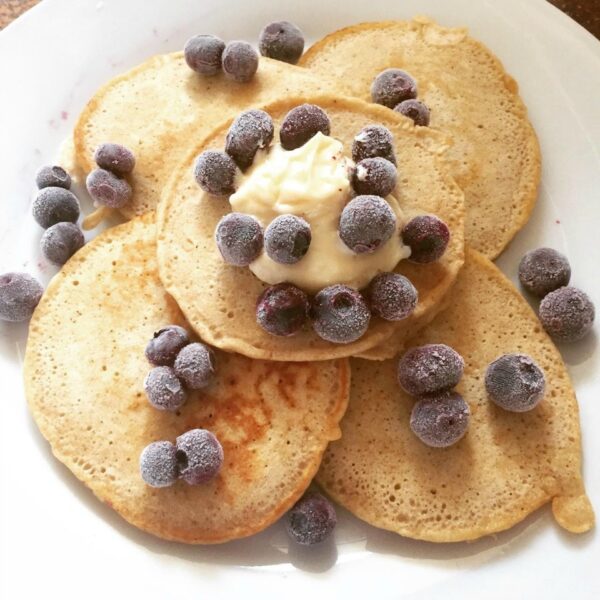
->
1, 0, 599, 37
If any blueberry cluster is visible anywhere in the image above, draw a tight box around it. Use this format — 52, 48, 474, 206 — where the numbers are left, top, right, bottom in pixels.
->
86, 143, 135, 209
143, 325, 216, 412
140, 429, 224, 488
397, 344, 470, 447
518, 248, 595, 342
371, 69, 431, 127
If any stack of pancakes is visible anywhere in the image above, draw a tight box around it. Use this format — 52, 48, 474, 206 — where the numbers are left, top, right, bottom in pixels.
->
25, 17, 593, 545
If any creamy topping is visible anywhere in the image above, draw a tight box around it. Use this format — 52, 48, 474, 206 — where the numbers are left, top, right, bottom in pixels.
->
229, 132, 410, 293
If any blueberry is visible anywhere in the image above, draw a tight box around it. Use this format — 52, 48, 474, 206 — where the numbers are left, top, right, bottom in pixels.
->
86, 168, 132, 208
539, 286, 595, 342
94, 143, 136, 175
352, 125, 396, 165
145, 325, 190, 366
139, 441, 178, 488
398, 344, 464, 396
394, 99, 431, 126
40, 222, 84, 266
339, 195, 396, 254
184, 34, 226, 76
35, 165, 71, 190
410, 391, 470, 448
222, 41, 259, 83
215, 212, 263, 266
311, 285, 371, 344
143, 366, 187, 411
371, 69, 418, 108
0, 272, 43, 322
259, 21, 304, 64
367, 272, 418, 321
402, 215, 450, 263
225, 109, 274, 171
175, 429, 224, 485
264, 215, 311, 264
194, 151, 238, 196
256, 283, 309, 336
32, 187, 80, 229
279, 104, 331, 150
352, 157, 397, 197
485, 353, 545, 412
518, 248, 571, 298
287, 493, 337, 545
174, 342, 216, 389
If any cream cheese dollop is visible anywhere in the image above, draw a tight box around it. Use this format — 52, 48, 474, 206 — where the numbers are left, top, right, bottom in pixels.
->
229, 132, 410, 293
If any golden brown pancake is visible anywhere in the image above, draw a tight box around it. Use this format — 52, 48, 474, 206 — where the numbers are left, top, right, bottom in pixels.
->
74, 54, 335, 218
300, 18, 541, 259
157, 95, 465, 362
24, 215, 350, 544
317, 248, 594, 542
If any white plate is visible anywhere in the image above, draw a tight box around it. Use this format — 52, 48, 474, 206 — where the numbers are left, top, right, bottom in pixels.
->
1, 0, 599, 598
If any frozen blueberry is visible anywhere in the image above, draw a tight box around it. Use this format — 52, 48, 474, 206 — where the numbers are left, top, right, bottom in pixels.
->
222, 41, 259, 83
35, 165, 71, 190
94, 143, 136, 175
287, 493, 337, 545
40, 222, 84, 266
485, 353, 545, 412
174, 342, 216, 389
256, 283, 309, 336
311, 285, 371, 344
371, 69, 418, 108
352, 157, 397, 197
144, 366, 187, 411
259, 21, 304, 64
279, 104, 331, 150
86, 168, 132, 208
264, 215, 311, 264
352, 125, 396, 165
175, 429, 224, 485
394, 99, 431, 126
184, 34, 226, 76
225, 109, 274, 171
32, 187, 80, 229
398, 344, 464, 396
518, 248, 571, 298
0, 272, 43, 322
402, 215, 450, 263
367, 272, 418, 321
410, 391, 470, 448
145, 325, 190, 366
139, 441, 178, 488
194, 151, 238, 196
539, 286, 595, 342
215, 212, 263, 266
339, 195, 396, 254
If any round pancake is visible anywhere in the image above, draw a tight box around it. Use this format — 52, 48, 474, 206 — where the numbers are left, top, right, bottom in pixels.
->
24, 215, 350, 544
74, 54, 334, 219
317, 247, 594, 542
299, 18, 541, 259
157, 95, 465, 362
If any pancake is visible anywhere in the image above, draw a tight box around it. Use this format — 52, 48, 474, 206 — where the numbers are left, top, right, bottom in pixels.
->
157, 95, 465, 362
299, 18, 541, 259
317, 248, 594, 542
24, 215, 350, 544
74, 54, 334, 219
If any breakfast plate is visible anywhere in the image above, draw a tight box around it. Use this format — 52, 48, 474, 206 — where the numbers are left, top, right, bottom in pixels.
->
0, 0, 599, 598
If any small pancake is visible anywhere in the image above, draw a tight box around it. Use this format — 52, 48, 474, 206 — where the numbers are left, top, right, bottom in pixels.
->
74, 54, 334, 218
24, 215, 350, 544
299, 18, 541, 259
157, 95, 465, 362
317, 248, 594, 542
